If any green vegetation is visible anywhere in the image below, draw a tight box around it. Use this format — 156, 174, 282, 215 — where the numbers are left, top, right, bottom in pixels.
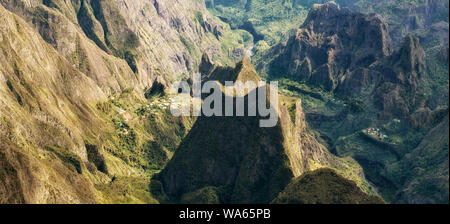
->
45, 146, 83, 174
1, 0, 447, 204
96, 176, 159, 204
85, 90, 194, 202
272, 168, 385, 204
180, 186, 221, 204
386, 115, 449, 203
273, 68, 447, 203
96, 91, 194, 173
77, 0, 140, 72
85, 142, 108, 174
179, 35, 196, 54
207, 0, 309, 47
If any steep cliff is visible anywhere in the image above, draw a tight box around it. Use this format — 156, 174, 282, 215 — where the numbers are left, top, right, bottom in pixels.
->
255, 2, 448, 204
260, 2, 429, 119
0, 0, 251, 93
337, 34, 426, 118
0, 0, 244, 203
157, 57, 376, 203
0, 4, 104, 203
298, 0, 449, 47
260, 2, 393, 90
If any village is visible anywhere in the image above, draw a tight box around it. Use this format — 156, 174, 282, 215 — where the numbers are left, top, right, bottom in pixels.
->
363, 127, 389, 141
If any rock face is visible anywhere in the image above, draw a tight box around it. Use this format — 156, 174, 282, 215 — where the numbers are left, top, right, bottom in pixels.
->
157, 57, 374, 203
0, 0, 246, 203
338, 34, 426, 118
262, 2, 393, 91
0, 0, 242, 93
359, 0, 449, 47
300, 0, 449, 47
0, 4, 104, 203
370, 35, 425, 118
261, 2, 427, 119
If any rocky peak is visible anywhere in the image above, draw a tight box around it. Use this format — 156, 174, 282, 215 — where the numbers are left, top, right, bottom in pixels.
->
369, 35, 425, 118
303, 2, 393, 58
233, 57, 262, 83
395, 34, 425, 74
200, 56, 261, 85
304, 1, 342, 31
198, 52, 216, 76
157, 60, 373, 203
263, 2, 393, 91
308, 2, 392, 57
260, 3, 431, 119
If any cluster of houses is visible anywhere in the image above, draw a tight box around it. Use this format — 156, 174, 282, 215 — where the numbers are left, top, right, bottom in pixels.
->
365, 127, 388, 141
148, 100, 171, 110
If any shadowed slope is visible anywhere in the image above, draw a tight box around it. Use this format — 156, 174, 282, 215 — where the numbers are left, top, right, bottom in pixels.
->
272, 168, 384, 204
157, 57, 377, 203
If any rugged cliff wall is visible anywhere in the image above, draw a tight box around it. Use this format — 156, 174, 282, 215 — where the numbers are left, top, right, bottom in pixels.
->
157, 57, 375, 203
298, 0, 449, 47
0, 0, 248, 203
0, 4, 104, 203
259, 2, 392, 90
0, 0, 250, 93
259, 2, 428, 119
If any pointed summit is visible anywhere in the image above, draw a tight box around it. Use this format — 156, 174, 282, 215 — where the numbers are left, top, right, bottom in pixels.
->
156, 59, 374, 203
199, 52, 216, 76
233, 57, 262, 83
200, 57, 261, 85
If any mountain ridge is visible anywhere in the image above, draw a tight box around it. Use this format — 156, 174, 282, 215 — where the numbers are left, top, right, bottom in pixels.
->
157, 57, 377, 203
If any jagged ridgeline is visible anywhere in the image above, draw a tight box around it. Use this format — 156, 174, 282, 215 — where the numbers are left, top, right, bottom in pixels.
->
259, 2, 428, 118
255, 2, 449, 204
206, 0, 448, 50
0, 0, 250, 203
0, 0, 252, 92
0, 0, 447, 204
155, 54, 381, 204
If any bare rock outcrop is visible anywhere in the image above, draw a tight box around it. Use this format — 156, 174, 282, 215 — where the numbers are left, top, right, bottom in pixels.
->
261, 2, 427, 119
262, 2, 392, 91
157, 57, 373, 203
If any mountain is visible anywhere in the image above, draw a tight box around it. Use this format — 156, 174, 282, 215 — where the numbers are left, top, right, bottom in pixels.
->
259, 2, 427, 119
331, 0, 449, 48
205, 0, 310, 46
0, 0, 248, 203
0, 3, 104, 203
206, 0, 448, 60
256, 2, 448, 203
283, 0, 449, 47
272, 168, 384, 204
0, 0, 447, 204
387, 114, 449, 203
259, 2, 393, 90
156, 57, 377, 203
0, 0, 253, 91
